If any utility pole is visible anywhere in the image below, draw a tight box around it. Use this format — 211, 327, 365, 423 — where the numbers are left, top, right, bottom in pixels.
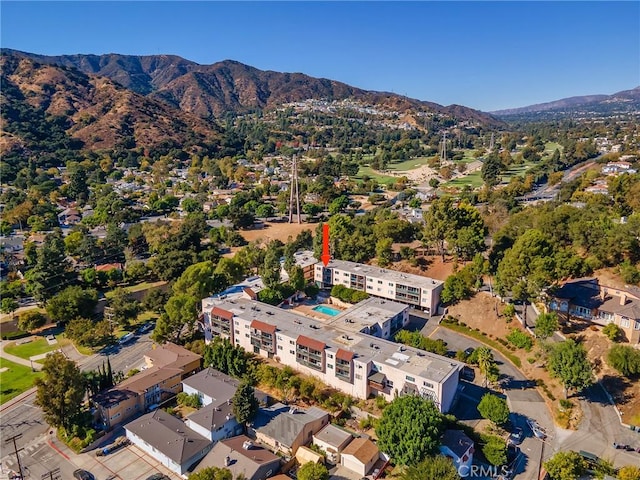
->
288, 154, 301, 224
5, 434, 24, 480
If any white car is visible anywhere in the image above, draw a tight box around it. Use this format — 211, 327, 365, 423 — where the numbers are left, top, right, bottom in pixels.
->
526, 419, 546, 439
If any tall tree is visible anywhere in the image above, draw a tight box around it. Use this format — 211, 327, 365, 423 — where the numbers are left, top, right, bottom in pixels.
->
543, 451, 586, 480
261, 246, 281, 290
232, 380, 259, 430
423, 196, 455, 261
46, 286, 98, 325
24, 231, 74, 303
535, 313, 559, 340
297, 462, 330, 480
107, 288, 140, 327
34, 351, 85, 432
153, 294, 199, 343
400, 455, 460, 480
173, 261, 222, 299
187, 467, 234, 480
548, 339, 593, 398
375, 395, 444, 466
477, 393, 510, 426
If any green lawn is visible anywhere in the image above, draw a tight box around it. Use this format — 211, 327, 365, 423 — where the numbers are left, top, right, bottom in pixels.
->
353, 166, 399, 186
383, 156, 434, 172
444, 171, 484, 188
4, 336, 68, 360
0, 357, 42, 404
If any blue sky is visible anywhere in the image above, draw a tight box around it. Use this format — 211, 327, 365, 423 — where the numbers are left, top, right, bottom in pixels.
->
2, 1, 638, 111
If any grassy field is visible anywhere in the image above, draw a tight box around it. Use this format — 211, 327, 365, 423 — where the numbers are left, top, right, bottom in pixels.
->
444, 171, 484, 188
0, 357, 42, 404
383, 156, 434, 172
4, 336, 69, 360
353, 166, 398, 186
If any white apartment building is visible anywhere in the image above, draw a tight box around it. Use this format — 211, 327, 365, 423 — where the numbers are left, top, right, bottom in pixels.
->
201, 296, 462, 412
314, 259, 443, 314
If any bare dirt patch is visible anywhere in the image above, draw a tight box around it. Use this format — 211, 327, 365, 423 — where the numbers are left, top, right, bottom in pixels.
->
239, 222, 315, 245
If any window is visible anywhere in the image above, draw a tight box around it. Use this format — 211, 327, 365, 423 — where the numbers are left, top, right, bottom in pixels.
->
328, 364, 333, 369
367, 285, 373, 290
277, 335, 283, 341
355, 374, 362, 380
387, 380, 394, 387
344, 273, 349, 277
278, 345, 283, 350
423, 381, 434, 389
235, 329, 240, 334
378, 280, 383, 284
245, 333, 250, 338
388, 282, 393, 286
621, 318, 630, 328
328, 354, 333, 359
290, 350, 295, 355
635, 321, 640, 331
406, 375, 415, 383
290, 340, 295, 345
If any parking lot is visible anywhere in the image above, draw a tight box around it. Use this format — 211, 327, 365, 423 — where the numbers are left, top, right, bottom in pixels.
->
70, 444, 182, 480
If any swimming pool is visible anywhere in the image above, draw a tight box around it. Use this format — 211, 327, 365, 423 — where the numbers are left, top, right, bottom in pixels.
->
312, 305, 341, 316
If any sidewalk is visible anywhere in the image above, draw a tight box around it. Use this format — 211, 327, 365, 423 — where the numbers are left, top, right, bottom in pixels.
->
0, 339, 43, 370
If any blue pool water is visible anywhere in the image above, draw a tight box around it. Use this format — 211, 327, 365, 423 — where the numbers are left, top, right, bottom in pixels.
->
312, 305, 341, 316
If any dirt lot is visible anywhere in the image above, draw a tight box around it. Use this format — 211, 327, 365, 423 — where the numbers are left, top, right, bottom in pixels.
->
239, 221, 315, 245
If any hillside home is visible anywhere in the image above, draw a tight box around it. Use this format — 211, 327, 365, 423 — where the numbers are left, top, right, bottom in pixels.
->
312, 423, 353, 464
340, 437, 380, 476
194, 435, 281, 480
439, 429, 474, 477
124, 409, 212, 475
253, 405, 330, 456
547, 278, 640, 345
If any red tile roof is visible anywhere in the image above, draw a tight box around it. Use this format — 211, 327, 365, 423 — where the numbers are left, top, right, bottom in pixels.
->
95, 263, 123, 272
211, 307, 234, 321
250, 319, 277, 334
297, 335, 326, 352
336, 348, 355, 361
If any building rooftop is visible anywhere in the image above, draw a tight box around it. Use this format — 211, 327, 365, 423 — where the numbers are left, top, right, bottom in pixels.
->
214, 297, 461, 384
195, 435, 280, 478
312, 423, 353, 448
319, 259, 443, 290
341, 437, 379, 464
256, 406, 329, 448
332, 296, 407, 334
441, 429, 474, 458
124, 410, 210, 466
182, 367, 239, 403
145, 342, 202, 371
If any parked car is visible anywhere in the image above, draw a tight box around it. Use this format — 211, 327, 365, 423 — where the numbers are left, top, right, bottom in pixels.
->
526, 419, 547, 439
73, 470, 94, 480
138, 322, 154, 333
464, 347, 475, 356
460, 366, 475, 381
145, 474, 170, 480
96, 436, 130, 456
508, 427, 524, 445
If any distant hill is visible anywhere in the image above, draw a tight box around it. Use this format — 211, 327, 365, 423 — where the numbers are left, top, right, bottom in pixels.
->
492, 87, 640, 118
0, 54, 221, 172
2, 49, 503, 126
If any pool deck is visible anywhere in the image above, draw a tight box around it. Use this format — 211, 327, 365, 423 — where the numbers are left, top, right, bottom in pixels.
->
291, 302, 347, 321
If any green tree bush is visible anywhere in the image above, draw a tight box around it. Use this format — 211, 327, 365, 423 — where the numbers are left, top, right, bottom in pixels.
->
477, 393, 510, 426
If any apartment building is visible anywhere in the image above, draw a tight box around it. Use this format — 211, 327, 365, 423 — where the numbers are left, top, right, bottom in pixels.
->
201, 296, 462, 412
93, 343, 201, 429
548, 278, 640, 345
314, 259, 443, 314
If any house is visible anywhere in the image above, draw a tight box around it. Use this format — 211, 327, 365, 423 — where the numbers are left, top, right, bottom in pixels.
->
547, 278, 640, 345
182, 368, 269, 442
93, 343, 201, 429
312, 424, 353, 464
340, 437, 380, 476
124, 409, 212, 475
95, 263, 124, 273
439, 430, 474, 477
254, 405, 330, 456
58, 208, 81, 227
194, 435, 281, 480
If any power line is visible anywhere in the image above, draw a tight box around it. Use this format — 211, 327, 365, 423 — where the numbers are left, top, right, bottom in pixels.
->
4, 433, 24, 480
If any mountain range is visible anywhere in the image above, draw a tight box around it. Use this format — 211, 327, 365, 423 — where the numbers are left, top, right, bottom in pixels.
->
2, 49, 504, 125
491, 86, 640, 118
